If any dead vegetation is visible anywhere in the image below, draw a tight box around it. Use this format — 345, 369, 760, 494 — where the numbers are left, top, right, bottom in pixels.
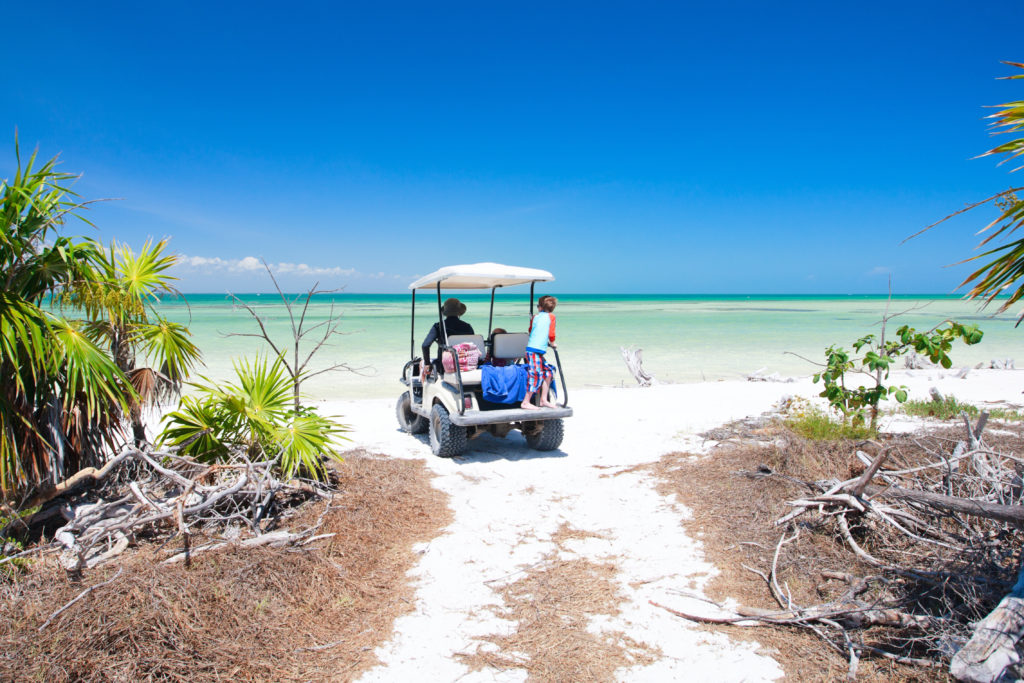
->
0, 451, 450, 682
458, 523, 659, 681
647, 414, 1024, 681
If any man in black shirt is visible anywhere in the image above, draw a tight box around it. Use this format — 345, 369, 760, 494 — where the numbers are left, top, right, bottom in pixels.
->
421, 298, 474, 372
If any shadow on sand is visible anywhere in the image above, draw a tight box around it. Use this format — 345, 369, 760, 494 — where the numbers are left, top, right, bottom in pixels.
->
400, 430, 568, 463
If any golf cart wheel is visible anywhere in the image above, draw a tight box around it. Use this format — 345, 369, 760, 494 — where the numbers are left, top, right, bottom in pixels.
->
396, 394, 428, 434
429, 403, 467, 457
524, 418, 564, 451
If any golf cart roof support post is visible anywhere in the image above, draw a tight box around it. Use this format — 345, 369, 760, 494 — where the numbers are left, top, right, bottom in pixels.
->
435, 282, 465, 414
488, 286, 498, 337
410, 289, 416, 360
436, 283, 447, 346
529, 282, 535, 317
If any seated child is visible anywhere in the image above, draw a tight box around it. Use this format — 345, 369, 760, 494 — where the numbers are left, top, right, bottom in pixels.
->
483, 328, 509, 367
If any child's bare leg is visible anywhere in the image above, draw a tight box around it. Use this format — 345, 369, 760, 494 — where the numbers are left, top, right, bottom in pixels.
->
540, 378, 558, 408
521, 391, 539, 410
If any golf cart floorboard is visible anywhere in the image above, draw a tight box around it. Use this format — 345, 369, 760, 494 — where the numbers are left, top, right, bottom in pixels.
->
411, 404, 573, 426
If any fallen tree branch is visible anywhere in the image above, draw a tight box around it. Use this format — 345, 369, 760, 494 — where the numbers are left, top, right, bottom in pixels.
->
860, 484, 1024, 528
38, 567, 124, 631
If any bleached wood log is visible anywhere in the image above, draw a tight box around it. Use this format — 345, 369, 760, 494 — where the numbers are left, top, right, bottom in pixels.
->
859, 484, 1024, 528
20, 449, 135, 511
951, 568, 1024, 682
620, 346, 656, 387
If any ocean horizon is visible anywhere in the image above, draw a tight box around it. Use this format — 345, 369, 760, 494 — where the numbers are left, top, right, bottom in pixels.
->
128, 292, 1024, 402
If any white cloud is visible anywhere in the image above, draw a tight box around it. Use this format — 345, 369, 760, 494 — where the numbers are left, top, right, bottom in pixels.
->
178, 254, 360, 278
868, 266, 891, 276
237, 256, 263, 271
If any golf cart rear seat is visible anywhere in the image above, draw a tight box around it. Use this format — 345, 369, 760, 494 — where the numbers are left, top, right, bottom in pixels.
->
448, 334, 486, 356
442, 332, 530, 386
444, 334, 486, 385
491, 332, 528, 362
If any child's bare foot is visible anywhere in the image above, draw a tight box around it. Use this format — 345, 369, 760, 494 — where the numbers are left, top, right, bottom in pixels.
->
520, 401, 539, 410
541, 400, 558, 408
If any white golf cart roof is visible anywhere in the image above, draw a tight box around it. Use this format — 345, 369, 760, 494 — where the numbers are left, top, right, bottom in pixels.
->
409, 262, 554, 290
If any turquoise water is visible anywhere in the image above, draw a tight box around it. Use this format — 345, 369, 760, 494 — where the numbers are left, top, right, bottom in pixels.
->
144, 293, 1024, 400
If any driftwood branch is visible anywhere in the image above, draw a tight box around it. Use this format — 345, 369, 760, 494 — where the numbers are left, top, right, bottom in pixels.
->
744, 421, 1024, 676
35, 448, 335, 572
951, 568, 1024, 682
38, 567, 124, 631
20, 450, 135, 511
620, 345, 656, 386
226, 263, 355, 410
861, 484, 1024, 528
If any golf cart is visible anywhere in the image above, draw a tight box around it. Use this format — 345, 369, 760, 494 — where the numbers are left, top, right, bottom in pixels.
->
396, 263, 572, 457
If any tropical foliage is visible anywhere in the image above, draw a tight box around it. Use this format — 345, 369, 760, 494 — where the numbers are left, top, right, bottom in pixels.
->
813, 321, 983, 431
917, 61, 1024, 321
0, 143, 133, 499
159, 355, 346, 481
67, 239, 201, 444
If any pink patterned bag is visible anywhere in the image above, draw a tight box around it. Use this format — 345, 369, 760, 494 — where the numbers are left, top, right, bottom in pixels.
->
442, 342, 481, 373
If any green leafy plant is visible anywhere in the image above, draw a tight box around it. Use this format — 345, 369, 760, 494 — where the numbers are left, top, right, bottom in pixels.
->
159, 354, 347, 480
68, 238, 201, 445
812, 321, 983, 431
1, 140, 136, 500
902, 396, 979, 420
784, 402, 875, 441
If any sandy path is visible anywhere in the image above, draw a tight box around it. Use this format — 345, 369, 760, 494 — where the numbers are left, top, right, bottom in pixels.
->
321, 371, 1022, 682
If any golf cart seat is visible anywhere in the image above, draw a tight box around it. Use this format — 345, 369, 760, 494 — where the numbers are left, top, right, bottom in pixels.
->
448, 334, 486, 356
452, 369, 483, 385
441, 334, 485, 385
491, 332, 528, 362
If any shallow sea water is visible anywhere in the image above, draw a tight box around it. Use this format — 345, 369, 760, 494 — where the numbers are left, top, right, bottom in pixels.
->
151, 293, 1024, 400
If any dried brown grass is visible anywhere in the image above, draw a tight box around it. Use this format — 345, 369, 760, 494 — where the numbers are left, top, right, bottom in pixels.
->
0, 450, 450, 682
459, 523, 659, 681
647, 426, 951, 682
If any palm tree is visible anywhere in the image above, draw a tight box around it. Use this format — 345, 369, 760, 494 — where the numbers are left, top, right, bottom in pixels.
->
1, 142, 133, 500
914, 62, 1024, 322
70, 239, 201, 445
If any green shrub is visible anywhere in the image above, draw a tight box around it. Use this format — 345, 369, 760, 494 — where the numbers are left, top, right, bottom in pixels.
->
813, 321, 983, 431
785, 403, 876, 441
902, 397, 1024, 422
989, 408, 1024, 422
902, 396, 979, 420
159, 355, 347, 480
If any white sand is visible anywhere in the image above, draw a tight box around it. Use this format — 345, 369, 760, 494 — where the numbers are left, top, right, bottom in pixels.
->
319, 370, 1022, 682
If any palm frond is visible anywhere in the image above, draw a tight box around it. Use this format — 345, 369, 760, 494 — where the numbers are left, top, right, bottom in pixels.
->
49, 317, 133, 419
159, 396, 234, 463
135, 317, 202, 386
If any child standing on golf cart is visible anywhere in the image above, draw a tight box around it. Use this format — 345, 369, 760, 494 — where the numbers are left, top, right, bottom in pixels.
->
522, 296, 558, 410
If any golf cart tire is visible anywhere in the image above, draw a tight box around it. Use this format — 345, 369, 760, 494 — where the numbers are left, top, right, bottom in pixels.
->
524, 418, 564, 451
396, 394, 428, 434
429, 403, 467, 457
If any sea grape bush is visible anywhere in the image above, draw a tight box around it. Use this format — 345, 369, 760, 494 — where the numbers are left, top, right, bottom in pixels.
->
813, 321, 983, 430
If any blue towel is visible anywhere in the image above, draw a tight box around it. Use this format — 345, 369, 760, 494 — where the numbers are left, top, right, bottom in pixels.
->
481, 365, 528, 404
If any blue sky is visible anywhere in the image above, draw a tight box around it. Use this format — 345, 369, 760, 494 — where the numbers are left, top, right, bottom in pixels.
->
4, 2, 1024, 293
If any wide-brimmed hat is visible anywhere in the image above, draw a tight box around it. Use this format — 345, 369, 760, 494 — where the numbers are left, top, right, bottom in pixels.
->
442, 298, 467, 317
